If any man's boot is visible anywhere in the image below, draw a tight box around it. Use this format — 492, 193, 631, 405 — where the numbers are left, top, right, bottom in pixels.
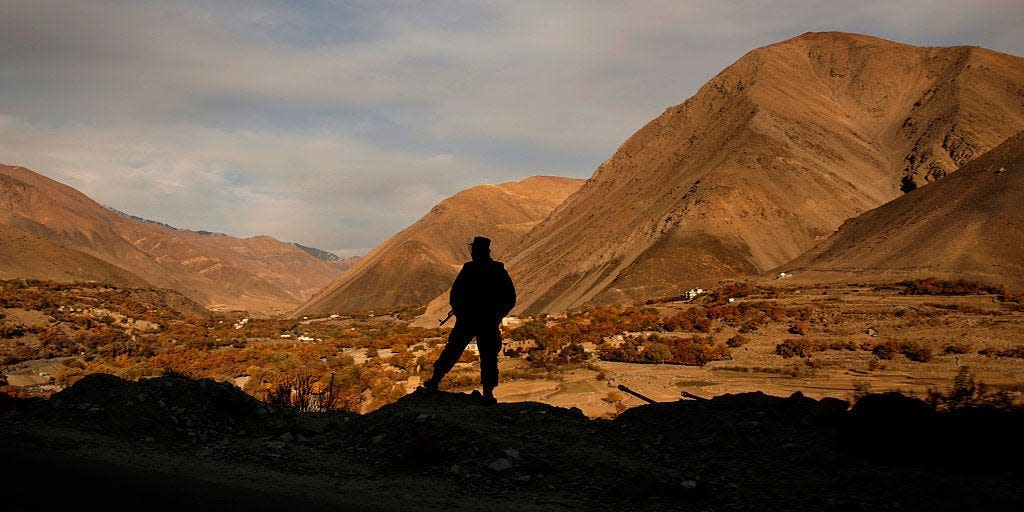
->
480, 386, 497, 405
419, 377, 439, 393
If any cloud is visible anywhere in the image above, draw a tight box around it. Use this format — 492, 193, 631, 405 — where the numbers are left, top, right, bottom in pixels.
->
1, 0, 1021, 254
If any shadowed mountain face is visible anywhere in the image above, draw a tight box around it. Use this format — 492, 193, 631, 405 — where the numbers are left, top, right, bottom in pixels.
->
779, 130, 1024, 290
294, 176, 583, 316
0, 164, 346, 316
503, 31, 1024, 315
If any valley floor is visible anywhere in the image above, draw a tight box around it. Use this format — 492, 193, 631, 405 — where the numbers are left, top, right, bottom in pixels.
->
491, 283, 1024, 418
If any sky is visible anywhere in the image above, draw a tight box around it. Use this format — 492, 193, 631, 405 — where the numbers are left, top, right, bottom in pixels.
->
2, 1, 1022, 257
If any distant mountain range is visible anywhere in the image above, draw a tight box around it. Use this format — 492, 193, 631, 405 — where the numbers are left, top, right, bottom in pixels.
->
0, 164, 349, 316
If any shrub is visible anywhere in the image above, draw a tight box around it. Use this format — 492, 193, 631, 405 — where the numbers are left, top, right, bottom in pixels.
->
852, 380, 872, 400
979, 345, 1024, 359
827, 340, 858, 351
943, 342, 974, 355
898, 277, 1006, 296
726, 334, 749, 348
509, 318, 550, 342
899, 341, 933, 362
662, 308, 711, 333
0, 322, 25, 339
599, 335, 730, 366
775, 338, 820, 358
642, 342, 672, 363
788, 322, 810, 335
871, 342, 898, 360
927, 366, 1016, 411
705, 282, 759, 305
666, 336, 731, 366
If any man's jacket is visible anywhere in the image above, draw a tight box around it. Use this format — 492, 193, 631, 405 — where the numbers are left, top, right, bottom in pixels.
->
449, 259, 516, 323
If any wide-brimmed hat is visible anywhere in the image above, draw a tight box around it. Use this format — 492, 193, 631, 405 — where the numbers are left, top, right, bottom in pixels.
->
468, 236, 491, 250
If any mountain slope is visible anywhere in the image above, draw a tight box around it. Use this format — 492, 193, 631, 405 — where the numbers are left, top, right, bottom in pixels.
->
0, 224, 150, 287
294, 176, 583, 316
503, 31, 1024, 315
778, 130, 1024, 290
0, 164, 344, 315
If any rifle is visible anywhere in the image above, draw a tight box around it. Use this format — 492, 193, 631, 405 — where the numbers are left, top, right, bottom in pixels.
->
439, 309, 455, 326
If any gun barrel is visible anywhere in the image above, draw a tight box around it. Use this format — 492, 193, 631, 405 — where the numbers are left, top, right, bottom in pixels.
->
439, 310, 454, 326
617, 384, 658, 404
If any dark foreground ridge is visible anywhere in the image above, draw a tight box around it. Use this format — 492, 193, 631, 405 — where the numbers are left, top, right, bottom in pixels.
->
2, 374, 1023, 511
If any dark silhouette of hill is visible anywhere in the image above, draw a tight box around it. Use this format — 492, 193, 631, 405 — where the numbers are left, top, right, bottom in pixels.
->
778, 130, 1024, 290
501, 32, 1024, 315
295, 176, 582, 317
0, 164, 345, 316
2, 373, 1022, 511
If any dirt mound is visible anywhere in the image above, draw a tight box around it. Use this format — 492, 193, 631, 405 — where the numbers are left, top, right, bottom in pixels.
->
46, 373, 290, 442
343, 390, 592, 478
5, 374, 1024, 510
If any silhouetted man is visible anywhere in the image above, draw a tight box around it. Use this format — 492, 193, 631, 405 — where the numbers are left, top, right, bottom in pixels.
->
421, 236, 516, 404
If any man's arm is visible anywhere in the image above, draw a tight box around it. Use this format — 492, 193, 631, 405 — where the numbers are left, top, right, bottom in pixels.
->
497, 265, 516, 318
449, 264, 468, 315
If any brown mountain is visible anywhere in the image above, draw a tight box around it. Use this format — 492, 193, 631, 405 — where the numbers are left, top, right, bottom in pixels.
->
777, 130, 1024, 290
0, 224, 149, 287
294, 176, 583, 316
0, 164, 345, 315
501, 31, 1024, 315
